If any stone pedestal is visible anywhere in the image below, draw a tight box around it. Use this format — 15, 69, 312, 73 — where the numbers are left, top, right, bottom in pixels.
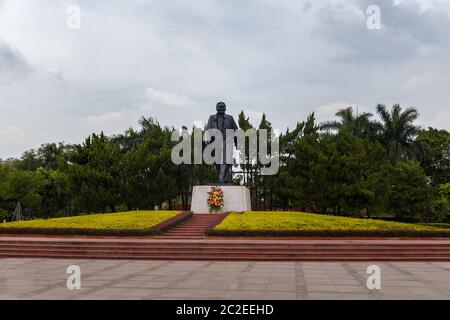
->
191, 185, 251, 214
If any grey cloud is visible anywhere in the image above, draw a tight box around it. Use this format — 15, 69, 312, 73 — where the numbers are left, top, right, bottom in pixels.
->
0, 40, 33, 84
314, 0, 450, 64
0, 0, 449, 159
303, 2, 313, 13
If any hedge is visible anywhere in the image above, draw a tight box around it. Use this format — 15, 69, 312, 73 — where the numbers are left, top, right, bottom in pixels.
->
206, 211, 450, 238
0, 211, 192, 237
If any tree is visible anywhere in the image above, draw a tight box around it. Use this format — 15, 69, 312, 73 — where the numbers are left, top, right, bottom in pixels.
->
113, 127, 142, 152
288, 113, 328, 211
0, 107, 447, 222
17, 149, 42, 171
416, 128, 450, 186
432, 183, 450, 222
320, 107, 377, 138
327, 133, 391, 216
389, 161, 428, 221
36, 168, 71, 218
271, 121, 306, 209
120, 118, 178, 210
3, 167, 46, 216
256, 113, 274, 209
237, 111, 254, 186
0, 163, 11, 220
36, 143, 67, 170
281, 113, 392, 216
375, 104, 420, 165
65, 133, 123, 213
237, 111, 258, 204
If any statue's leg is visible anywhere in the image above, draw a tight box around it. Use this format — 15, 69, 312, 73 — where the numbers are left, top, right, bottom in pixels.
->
220, 139, 231, 183
220, 164, 231, 183
215, 164, 221, 182
219, 165, 228, 183
219, 140, 226, 183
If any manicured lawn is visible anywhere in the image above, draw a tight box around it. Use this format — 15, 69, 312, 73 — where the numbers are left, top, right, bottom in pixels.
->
0, 211, 182, 231
215, 211, 446, 232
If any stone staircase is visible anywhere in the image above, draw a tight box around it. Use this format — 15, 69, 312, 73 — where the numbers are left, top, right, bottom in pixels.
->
1, 237, 450, 261
156, 214, 222, 239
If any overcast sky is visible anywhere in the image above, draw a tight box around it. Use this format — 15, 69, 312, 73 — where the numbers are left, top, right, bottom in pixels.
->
1, 0, 449, 158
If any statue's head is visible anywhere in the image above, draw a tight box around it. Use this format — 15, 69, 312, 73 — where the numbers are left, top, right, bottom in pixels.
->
216, 102, 226, 114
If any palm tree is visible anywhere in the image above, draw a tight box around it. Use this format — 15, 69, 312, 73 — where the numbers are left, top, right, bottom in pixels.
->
375, 104, 420, 165
320, 107, 376, 138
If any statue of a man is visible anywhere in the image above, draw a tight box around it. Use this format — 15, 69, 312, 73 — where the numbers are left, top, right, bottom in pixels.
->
205, 102, 239, 184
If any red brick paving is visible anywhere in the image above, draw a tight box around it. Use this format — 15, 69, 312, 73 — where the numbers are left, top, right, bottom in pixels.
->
1, 214, 450, 261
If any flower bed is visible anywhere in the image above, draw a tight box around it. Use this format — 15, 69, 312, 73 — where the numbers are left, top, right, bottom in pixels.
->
0, 211, 192, 236
206, 211, 450, 237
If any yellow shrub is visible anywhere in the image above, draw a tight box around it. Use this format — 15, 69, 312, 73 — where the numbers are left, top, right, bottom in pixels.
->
0, 211, 181, 230
215, 211, 446, 231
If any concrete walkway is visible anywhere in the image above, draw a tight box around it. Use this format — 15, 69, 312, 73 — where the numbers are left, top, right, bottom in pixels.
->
1, 258, 450, 300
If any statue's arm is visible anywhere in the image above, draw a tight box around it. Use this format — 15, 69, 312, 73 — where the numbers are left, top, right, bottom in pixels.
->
205, 116, 213, 130
205, 116, 213, 144
232, 117, 238, 130
232, 117, 239, 147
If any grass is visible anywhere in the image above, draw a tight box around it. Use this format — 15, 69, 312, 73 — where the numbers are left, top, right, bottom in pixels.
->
0, 211, 182, 231
215, 211, 447, 232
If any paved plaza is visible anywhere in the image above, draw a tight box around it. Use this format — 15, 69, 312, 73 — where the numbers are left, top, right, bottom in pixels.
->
1, 258, 450, 300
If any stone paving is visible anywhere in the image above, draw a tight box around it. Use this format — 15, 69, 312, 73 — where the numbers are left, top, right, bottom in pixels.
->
1, 258, 450, 300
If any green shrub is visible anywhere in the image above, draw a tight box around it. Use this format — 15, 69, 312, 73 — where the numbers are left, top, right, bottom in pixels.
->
0, 209, 11, 222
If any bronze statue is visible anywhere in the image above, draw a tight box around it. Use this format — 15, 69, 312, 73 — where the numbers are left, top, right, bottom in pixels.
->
205, 102, 239, 183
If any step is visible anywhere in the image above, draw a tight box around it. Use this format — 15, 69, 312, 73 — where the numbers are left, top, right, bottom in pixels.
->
2, 240, 450, 247
158, 233, 205, 235
162, 235, 206, 237
160, 218, 215, 237
174, 224, 215, 228
2, 247, 450, 257
2, 246, 450, 254
169, 224, 216, 229
2, 241, 450, 249
2, 237, 450, 262
2, 240, 450, 260
168, 224, 211, 226
2, 252, 450, 262
3, 247, 450, 256
160, 231, 206, 233
157, 236, 206, 238
163, 233, 206, 235
156, 237, 205, 239
2, 247, 450, 255
164, 229, 209, 232
2, 243, 450, 252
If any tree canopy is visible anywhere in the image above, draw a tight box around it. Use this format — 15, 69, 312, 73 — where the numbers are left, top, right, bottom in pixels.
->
0, 104, 448, 223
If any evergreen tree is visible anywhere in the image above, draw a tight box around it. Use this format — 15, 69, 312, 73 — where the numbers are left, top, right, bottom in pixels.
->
389, 161, 428, 221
